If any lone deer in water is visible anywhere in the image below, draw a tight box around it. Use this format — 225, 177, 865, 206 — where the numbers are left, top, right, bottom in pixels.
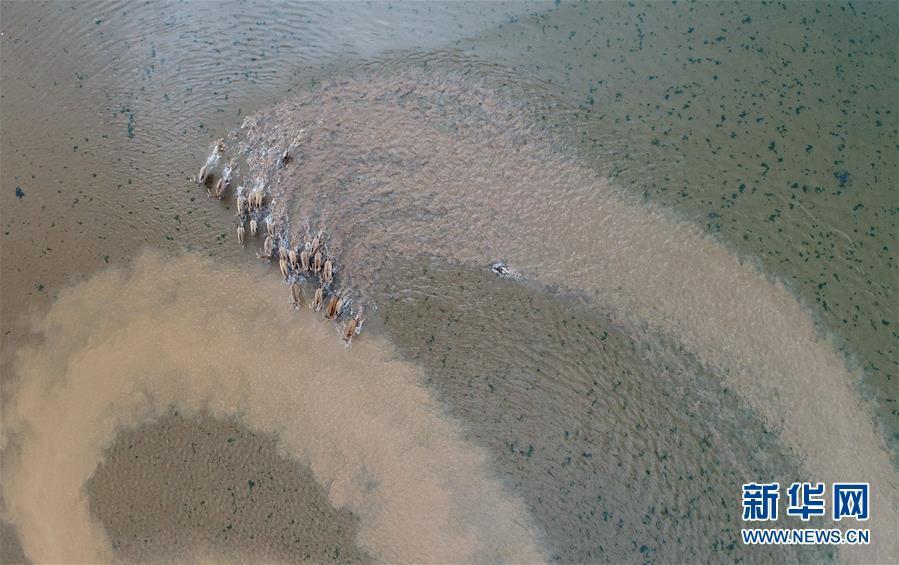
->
225, 157, 238, 179
324, 295, 340, 320
197, 164, 209, 185
290, 282, 303, 309
249, 191, 263, 210
210, 176, 227, 199
313, 251, 322, 273
343, 310, 363, 343
237, 225, 245, 246
261, 235, 274, 259
311, 287, 324, 311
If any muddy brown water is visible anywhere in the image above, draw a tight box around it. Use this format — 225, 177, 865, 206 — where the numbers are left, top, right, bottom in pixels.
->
1, 1, 896, 564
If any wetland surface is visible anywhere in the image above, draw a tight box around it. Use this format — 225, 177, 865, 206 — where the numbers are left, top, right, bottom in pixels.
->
1, 1, 896, 563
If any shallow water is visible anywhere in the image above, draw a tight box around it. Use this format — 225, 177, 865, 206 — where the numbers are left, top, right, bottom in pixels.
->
1, 1, 896, 564
87, 413, 370, 563
378, 258, 838, 563
3, 252, 547, 563
214, 70, 896, 562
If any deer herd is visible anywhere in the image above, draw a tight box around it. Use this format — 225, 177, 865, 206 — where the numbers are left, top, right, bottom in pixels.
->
197, 138, 363, 344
